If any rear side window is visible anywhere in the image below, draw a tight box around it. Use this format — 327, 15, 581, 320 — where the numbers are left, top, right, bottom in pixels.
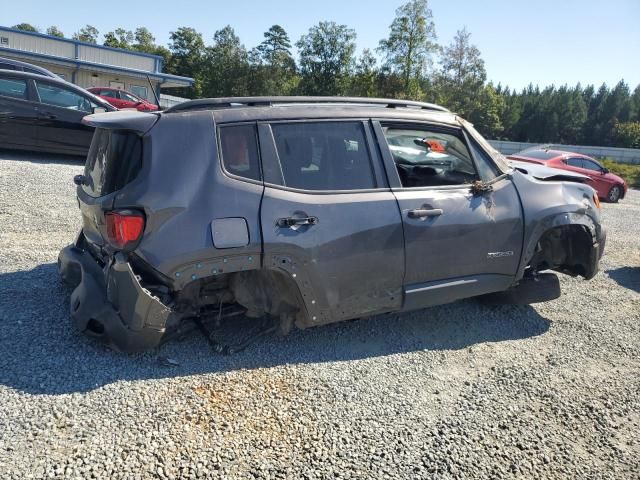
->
83, 129, 142, 197
566, 158, 584, 168
0, 77, 27, 99
219, 124, 261, 181
271, 122, 376, 191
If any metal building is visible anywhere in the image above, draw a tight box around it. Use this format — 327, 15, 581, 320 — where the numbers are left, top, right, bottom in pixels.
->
0, 26, 193, 101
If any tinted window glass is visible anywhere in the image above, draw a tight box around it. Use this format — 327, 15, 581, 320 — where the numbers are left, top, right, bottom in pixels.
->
582, 159, 602, 172
35, 81, 97, 113
120, 91, 140, 103
83, 129, 143, 197
272, 122, 375, 191
566, 158, 584, 168
384, 126, 478, 188
0, 77, 27, 99
0, 63, 19, 71
219, 124, 261, 181
101, 90, 117, 98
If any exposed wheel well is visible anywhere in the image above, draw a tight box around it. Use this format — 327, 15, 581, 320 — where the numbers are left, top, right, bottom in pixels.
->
527, 225, 595, 279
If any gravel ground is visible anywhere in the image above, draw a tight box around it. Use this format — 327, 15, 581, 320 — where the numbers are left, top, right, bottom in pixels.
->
0, 150, 639, 479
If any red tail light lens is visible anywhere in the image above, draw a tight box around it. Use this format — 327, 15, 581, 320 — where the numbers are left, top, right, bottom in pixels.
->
105, 210, 145, 250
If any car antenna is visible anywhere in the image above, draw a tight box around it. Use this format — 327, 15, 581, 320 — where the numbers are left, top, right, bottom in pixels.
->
146, 74, 161, 110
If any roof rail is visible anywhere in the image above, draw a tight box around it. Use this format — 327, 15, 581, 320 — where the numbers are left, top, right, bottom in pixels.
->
164, 96, 449, 113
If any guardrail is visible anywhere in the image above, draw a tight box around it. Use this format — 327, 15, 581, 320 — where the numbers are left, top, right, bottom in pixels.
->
488, 140, 640, 165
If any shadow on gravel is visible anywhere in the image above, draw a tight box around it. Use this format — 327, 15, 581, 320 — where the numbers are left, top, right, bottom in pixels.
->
606, 267, 640, 293
0, 148, 82, 166
0, 263, 550, 396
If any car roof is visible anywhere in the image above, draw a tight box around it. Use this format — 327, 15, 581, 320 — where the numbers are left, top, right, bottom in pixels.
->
0, 56, 58, 78
514, 148, 594, 161
0, 69, 116, 110
164, 96, 458, 125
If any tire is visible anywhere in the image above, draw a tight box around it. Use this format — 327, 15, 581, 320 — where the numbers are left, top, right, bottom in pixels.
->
607, 185, 622, 203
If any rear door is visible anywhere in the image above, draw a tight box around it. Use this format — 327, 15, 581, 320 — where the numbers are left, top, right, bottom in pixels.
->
33, 79, 97, 154
374, 120, 523, 310
0, 74, 37, 148
258, 120, 404, 325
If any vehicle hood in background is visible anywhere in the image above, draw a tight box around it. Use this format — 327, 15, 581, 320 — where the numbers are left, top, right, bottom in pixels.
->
508, 160, 589, 182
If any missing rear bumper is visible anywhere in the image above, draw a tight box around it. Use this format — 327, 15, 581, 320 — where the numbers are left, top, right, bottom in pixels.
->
58, 241, 171, 353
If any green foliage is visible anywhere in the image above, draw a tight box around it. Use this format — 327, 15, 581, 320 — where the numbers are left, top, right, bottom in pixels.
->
602, 159, 640, 188
12, 23, 39, 33
73, 25, 99, 44
248, 25, 297, 95
378, 0, 438, 95
296, 21, 356, 96
166, 27, 206, 98
612, 121, 640, 148
201, 26, 250, 97
103, 28, 134, 49
45, 26, 64, 38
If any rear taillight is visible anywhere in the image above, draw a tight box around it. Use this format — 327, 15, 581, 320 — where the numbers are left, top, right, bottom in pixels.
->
105, 210, 145, 250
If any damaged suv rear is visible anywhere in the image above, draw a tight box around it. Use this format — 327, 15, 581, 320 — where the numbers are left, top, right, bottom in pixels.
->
59, 97, 606, 353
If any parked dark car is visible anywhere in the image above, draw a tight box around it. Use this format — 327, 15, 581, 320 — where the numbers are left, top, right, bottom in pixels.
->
0, 70, 115, 156
87, 87, 159, 112
0, 56, 59, 78
58, 97, 606, 353
508, 148, 628, 203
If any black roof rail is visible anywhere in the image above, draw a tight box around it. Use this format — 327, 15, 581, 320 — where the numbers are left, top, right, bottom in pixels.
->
164, 96, 450, 113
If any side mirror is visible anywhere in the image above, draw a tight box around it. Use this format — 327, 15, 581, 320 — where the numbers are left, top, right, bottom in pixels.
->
92, 107, 107, 114
601, 167, 609, 174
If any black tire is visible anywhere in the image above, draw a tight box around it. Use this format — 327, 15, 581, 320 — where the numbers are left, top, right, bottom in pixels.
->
607, 185, 622, 203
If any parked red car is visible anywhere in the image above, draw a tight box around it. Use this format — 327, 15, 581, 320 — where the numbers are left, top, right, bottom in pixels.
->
87, 87, 158, 112
508, 148, 628, 202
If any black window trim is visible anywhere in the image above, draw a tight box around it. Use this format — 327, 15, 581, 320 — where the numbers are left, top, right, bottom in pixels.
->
216, 121, 264, 187
375, 119, 494, 192
260, 118, 387, 195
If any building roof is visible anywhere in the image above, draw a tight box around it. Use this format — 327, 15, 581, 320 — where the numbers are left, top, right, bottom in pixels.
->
0, 25, 194, 88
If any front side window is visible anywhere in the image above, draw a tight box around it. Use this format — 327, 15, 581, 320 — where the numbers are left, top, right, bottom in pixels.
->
219, 124, 261, 181
120, 91, 141, 103
35, 81, 97, 113
130, 86, 148, 100
566, 158, 584, 168
0, 77, 27, 99
582, 159, 603, 172
271, 122, 376, 191
100, 90, 118, 98
383, 126, 478, 188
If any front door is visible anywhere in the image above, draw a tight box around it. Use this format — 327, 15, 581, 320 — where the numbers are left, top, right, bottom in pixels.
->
0, 75, 36, 148
374, 121, 524, 310
258, 120, 405, 326
33, 79, 96, 154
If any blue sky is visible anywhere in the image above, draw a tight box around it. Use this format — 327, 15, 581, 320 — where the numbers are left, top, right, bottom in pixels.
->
4, 0, 639, 91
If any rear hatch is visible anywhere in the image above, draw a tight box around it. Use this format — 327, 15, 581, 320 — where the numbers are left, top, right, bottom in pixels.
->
78, 128, 144, 250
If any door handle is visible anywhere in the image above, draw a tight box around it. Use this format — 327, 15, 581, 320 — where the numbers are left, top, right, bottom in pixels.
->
408, 208, 443, 218
37, 112, 57, 120
277, 216, 318, 228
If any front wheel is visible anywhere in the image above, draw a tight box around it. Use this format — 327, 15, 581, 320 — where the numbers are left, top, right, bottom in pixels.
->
607, 185, 622, 203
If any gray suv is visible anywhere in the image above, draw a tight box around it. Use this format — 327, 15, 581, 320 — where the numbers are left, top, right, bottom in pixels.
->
58, 97, 606, 353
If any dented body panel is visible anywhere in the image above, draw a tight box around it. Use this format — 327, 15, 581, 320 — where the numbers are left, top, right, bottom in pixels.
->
58, 98, 606, 353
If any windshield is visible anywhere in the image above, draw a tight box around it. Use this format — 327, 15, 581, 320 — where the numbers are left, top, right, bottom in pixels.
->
461, 119, 511, 173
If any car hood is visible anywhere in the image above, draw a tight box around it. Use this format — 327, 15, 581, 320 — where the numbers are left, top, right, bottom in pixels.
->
605, 172, 626, 185
508, 160, 589, 182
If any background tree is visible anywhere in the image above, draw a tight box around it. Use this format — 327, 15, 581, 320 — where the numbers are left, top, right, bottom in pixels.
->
46, 26, 64, 38
249, 25, 297, 95
12, 23, 39, 33
166, 27, 206, 98
349, 49, 379, 97
378, 0, 438, 98
296, 21, 356, 95
103, 28, 134, 49
72, 25, 99, 44
201, 26, 250, 97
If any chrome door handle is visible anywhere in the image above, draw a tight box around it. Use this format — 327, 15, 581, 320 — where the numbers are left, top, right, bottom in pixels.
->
277, 216, 319, 228
408, 208, 443, 218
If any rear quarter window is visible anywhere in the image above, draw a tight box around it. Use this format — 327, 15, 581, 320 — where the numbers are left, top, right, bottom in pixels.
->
83, 128, 142, 197
0, 77, 27, 99
219, 124, 262, 181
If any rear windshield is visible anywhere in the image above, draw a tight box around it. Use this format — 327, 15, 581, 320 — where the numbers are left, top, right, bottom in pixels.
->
83, 128, 142, 197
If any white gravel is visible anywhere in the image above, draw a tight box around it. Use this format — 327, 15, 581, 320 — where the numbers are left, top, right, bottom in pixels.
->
0, 150, 639, 479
